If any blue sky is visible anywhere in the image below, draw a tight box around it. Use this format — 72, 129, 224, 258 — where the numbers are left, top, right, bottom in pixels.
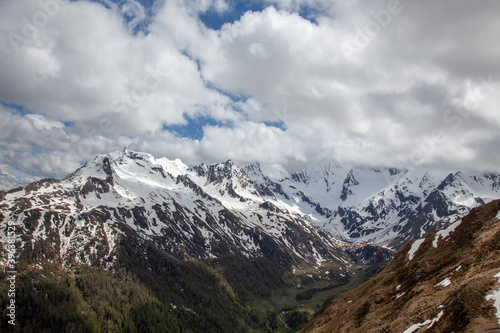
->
0, 0, 499, 190
163, 116, 221, 140
199, 1, 269, 30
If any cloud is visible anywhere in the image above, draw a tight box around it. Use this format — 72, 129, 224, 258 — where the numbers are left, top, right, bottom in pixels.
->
199, 121, 305, 164
0, 164, 40, 191
0, 105, 69, 151
0, 0, 235, 128
120, 0, 147, 31
194, 1, 500, 170
0, 0, 499, 189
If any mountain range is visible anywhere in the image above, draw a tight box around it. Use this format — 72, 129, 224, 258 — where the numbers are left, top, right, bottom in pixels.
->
1, 149, 365, 269
243, 161, 500, 249
1, 148, 499, 331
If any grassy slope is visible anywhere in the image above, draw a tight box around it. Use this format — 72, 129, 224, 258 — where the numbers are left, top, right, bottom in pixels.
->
301, 199, 500, 333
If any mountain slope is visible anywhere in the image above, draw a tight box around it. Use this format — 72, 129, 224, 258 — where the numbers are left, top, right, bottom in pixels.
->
301, 198, 500, 333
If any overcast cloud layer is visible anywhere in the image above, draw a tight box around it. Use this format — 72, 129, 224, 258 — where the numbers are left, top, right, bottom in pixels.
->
0, 0, 499, 190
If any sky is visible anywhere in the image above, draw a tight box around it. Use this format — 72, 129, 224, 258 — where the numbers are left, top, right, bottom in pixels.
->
0, 0, 499, 190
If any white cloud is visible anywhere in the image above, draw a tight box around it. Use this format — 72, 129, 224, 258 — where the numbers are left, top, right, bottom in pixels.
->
0, 0, 235, 129
25, 113, 64, 130
2, 150, 82, 179
0, 0, 499, 188
121, 0, 147, 31
194, 1, 500, 170
263, 0, 335, 18
0, 164, 40, 191
199, 121, 306, 165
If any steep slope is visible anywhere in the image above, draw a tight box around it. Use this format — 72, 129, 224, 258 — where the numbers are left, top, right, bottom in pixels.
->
243, 163, 500, 249
301, 199, 500, 333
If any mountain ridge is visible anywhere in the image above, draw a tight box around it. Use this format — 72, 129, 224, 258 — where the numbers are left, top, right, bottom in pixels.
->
2, 148, 499, 256
0, 148, 365, 269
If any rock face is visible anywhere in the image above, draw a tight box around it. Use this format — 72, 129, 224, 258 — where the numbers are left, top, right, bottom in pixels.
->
301, 199, 500, 333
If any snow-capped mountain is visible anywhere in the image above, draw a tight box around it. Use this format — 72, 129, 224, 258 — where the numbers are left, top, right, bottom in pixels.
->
243, 162, 500, 249
1, 148, 498, 270
0, 149, 368, 270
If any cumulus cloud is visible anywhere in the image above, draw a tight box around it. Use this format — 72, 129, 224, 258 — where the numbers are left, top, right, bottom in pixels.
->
0, 0, 234, 127
199, 121, 306, 164
194, 0, 500, 170
0, 0, 499, 189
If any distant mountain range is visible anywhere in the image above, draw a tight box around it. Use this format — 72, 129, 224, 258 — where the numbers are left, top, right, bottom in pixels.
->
0, 148, 499, 331
243, 160, 500, 249
2, 148, 498, 265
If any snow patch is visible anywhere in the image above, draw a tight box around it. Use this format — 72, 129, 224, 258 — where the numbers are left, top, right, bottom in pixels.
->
435, 277, 451, 288
403, 310, 444, 333
259, 163, 290, 182
486, 272, 500, 324
157, 158, 188, 178
433, 219, 461, 248
408, 238, 425, 261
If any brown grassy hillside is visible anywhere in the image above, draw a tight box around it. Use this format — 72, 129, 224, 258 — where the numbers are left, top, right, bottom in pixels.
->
302, 199, 500, 333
